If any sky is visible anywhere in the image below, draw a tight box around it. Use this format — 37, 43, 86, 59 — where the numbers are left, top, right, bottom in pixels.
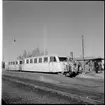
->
3, 1, 104, 61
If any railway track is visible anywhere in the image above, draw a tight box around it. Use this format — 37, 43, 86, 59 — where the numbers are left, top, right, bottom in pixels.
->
2, 74, 104, 104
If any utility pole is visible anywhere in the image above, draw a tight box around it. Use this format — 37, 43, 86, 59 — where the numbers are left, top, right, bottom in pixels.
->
82, 35, 84, 60
43, 23, 46, 55
82, 35, 85, 72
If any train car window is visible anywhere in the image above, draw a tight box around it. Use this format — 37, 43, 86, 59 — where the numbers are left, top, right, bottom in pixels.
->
26, 59, 29, 64
39, 58, 42, 63
20, 61, 22, 64
44, 57, 48, 62
34, 58, 37, 63
30, 59, 33, 63
16, 61, 18, 65
59, 57, 67, 62
13, 62, 15, 65
50, 56, 56, 62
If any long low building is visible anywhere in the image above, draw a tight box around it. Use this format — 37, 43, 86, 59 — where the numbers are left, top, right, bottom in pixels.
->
73, 57, 104, 61
73, 57, 104, 72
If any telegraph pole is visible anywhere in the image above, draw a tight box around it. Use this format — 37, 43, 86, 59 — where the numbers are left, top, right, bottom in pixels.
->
82, 35, 85, 72
43, 23, 46, 55
82, 35, 84, 60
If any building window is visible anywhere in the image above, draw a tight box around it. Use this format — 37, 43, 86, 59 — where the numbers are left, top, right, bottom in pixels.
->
44, 57, 48, 62
50, 56, 56, 62
34, 58, 37, 63
39, 58, 42, 63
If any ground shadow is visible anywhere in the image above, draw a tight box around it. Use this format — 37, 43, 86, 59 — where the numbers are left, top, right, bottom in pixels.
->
2, 100, 7, 104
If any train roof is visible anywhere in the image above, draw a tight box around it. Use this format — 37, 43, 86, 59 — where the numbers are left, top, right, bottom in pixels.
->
8, 54, 66, 62
23, 54, 68, 60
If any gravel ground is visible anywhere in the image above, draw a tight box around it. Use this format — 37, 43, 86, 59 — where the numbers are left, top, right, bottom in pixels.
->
2, 70, 104, 104
76, 71, 104, 79
2, 78, 88, 104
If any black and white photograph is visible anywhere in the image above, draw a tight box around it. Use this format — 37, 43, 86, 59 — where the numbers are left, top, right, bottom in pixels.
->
2, 1, 104, 104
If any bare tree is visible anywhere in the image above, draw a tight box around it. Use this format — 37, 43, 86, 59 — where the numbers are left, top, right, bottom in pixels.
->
36, 47, 41, 56
31, 47, 41, 57
40, 51, 44, 56
32, 49, 36, 57
45, 49, 48, 55
17, 55, 23, 60
27, 52, 32, 58
22, 50, 27, 58
17, 47, 48, 60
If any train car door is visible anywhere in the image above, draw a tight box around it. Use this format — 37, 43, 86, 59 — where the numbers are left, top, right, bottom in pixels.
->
19, 60, 23, 71
49, 56, 57, 72
43, 57, 49, 72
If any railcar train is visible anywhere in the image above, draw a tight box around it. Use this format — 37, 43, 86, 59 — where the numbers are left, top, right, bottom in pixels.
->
5, 54, 77, 76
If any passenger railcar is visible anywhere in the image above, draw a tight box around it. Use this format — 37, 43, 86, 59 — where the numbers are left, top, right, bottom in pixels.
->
7, 55, 69, 73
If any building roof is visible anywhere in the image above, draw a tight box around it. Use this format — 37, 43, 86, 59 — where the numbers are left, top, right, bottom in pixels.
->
73, 57, 104, 61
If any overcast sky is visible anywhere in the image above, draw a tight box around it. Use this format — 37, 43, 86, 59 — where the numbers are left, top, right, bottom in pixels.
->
3, 1, 104, 61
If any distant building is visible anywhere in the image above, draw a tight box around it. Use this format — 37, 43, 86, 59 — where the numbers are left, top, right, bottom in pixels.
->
73, 57, 104, 72
74, 57, 103, 61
